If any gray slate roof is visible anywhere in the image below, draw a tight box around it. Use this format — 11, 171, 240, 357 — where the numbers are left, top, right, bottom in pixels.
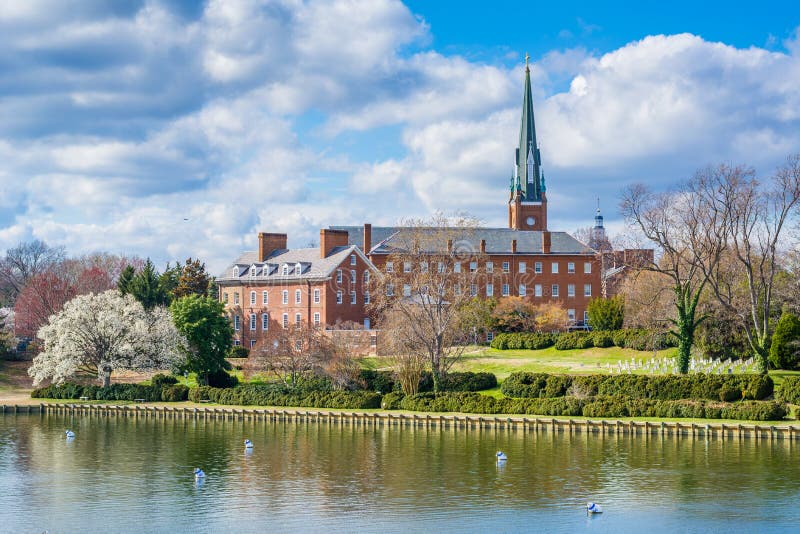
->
329, 226, 595, 255
217, 245, 359, 282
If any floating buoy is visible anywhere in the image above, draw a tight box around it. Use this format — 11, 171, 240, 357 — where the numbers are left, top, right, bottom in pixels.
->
194, 468, 205, 479
496, 451, 507, 462
244, 439, 253, 449
65, 430, 75, 438
587, 502, 603, 514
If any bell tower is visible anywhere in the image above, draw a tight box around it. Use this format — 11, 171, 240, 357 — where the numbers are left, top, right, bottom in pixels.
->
508, 53, 547, 231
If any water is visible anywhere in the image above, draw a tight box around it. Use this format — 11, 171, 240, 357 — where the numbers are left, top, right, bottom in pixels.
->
1, 414, 799, 533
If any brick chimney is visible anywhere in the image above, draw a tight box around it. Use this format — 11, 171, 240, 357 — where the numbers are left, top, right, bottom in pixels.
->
511, 239, 517, 254
363, 223, 372, 253
542, 231, 551, 254
479, 239, 486, 254
320, 229, 350, 258
258, 232, 287, 261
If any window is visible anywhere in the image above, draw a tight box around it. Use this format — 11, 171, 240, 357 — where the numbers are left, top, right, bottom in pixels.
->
551, 262, 559, 274
262, 313, 269, 330
437, 262, 445, 273
262, 291, 268, 305
568, 284, 575, 297
250, 291, 256, 305
350, 254, 356, 266
313, 289, 320, 303
386, 262, 394, 272
363, 271, 370, 284
387, 284, 394, 296
294, 340, 302, 351
568, 262, 575, 274
502, 262, 510, 273
233, 293, 239, 305
250, 266, 256, 277
336, 269, 342, 283
534, 284, 542, 297
364, 291, 370, 304
469, 261, 477, 273
403, 261, 411, 273
486, 261, 493, 273
584, 311, 589, 323
350, 291, 356, 304
552, 284, 559, 297
486, 331, 495, 342
295, 313, 301, 325
584, 262, 592, 274
470, 284, 477, 296
249, 313, 256, 331
234, 339, 241, 346
534, 262, 542, 274
223, 292, 228, 303
282, 265, 288, 276
336, 291, 343, 304
233, 315, 240, 331
295, 264, 301, 275
282, 290, 288, 305
282, 313, 288, 329
519, 284, 526, 297
584, 284, 592, 297
486, 284, 494, 297
454, 284, 461, 295
502, 284, 510, 296
420, 261, 428, 273
295, 289, 301, 304
350, 270, 356, 284
250, 339, 256, 349
232, 267, 239, 277
403, 284, 411, 297
568, 309, 576, 321
454, 262, 461, 273
519, 262, 526, 274
314, 312, 320, 326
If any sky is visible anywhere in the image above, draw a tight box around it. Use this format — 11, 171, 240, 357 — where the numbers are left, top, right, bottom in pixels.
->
1, 0, 799, 273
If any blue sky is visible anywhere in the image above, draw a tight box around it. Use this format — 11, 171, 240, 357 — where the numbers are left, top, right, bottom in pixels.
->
1, 0, 799, 272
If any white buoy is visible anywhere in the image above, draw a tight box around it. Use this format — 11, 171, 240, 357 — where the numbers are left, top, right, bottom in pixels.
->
587, 502, 603, 514
65, 430, 75, 438
194, 468, 205, 479
496, 451, 507, 462
244, 439, 253, 449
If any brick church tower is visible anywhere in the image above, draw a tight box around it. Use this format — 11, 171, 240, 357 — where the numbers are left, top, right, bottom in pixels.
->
508, 54, 548, 231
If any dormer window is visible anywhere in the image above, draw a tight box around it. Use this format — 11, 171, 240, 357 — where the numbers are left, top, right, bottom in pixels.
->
232, 266, 239, 277
295, 264, 302, 275
282, 264, 289, 276
250, 266, 256, 277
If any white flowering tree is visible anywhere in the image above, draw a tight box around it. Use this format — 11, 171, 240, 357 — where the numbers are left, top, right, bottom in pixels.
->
29, 290, 185, 387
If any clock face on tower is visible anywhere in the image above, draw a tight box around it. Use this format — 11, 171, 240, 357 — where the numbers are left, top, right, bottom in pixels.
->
526, 216, 535, 226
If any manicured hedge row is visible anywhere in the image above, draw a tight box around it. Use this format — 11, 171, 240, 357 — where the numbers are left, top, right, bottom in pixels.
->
31, 376, 189, 402
490, 329, 678, 351
778, 376, 800, 404
358, 370, 497, 393
188, 385, 381, 409
393, 392, 786, 421
501, 372, 774, 401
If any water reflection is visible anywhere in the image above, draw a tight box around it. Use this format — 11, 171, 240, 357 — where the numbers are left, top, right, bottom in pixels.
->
0, 414, 798, 533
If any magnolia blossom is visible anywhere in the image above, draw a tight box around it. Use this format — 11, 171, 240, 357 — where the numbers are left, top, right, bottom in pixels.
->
29, 290, 185, 387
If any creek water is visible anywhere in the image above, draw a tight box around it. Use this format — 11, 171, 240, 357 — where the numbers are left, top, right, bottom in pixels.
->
0, 413, 798, 533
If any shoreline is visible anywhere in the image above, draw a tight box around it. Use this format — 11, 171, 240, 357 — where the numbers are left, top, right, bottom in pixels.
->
4, 402, 800, 440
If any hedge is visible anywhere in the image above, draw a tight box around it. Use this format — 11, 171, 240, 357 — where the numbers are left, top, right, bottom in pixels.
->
32, 382, 163, 401
393, 392, 786, 421
490, 333, 556, 350
554, 332, 594, 350
491, 329, 677, 351
358, 370, 496, 393
187, 385, 381, 409
501, 372, 774, 401
778, 376, 800, 404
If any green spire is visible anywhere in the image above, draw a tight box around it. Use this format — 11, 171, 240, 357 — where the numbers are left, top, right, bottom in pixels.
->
516, 53, 542, 201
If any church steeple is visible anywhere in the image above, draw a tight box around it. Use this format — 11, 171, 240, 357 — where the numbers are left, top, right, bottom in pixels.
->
517, 53, 542, 201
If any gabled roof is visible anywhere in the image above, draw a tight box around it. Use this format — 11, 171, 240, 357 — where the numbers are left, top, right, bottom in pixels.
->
218, 245, 371, 282
329, 226, 595, 255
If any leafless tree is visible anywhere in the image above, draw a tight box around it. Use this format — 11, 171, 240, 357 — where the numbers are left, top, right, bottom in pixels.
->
254, 323, 335, 388
0, 240, 65, 305
367, 214, 482, 392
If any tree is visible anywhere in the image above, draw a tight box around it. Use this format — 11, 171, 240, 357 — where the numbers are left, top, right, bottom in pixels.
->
620, 170, 728, 374
28, 290, 184, 387
0, 309, 12, 357
117, 265, 136, 294
170, 294, 233, 384
586, 296, 625, 331
159, 262, 182, 300
173, 258, 212, 299
255, 323, 334, 388
367, 214, 481, 393
458, 297, 497, 343
0, 240, 65, 305
128, 259, 170, 310
13, 272, 76, 339
769, 311, 800, 370
491, 297, 538, 332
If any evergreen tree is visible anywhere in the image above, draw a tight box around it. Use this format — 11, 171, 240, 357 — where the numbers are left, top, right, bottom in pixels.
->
586, 296, 625, 331
170, 294, 233, 385
769, 311, 800, 370
158, 262, 181, 301
174, 258, 211, 299
128, 259, 169, 310
117, 265, 136, 295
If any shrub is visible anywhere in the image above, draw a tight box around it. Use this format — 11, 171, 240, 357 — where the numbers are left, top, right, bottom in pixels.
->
500, 373, 573, 398
186, 385, 382, 409
381, 391, 405, 409
586, 296, 624, 331
554, 332, 594, 350
207, 369, 239, 388
228, 346, 250, 358
150, 374, 178, 389
770, 312, 800, 370
441, 372, 497, 392
161, 384, 189, 402
490, 333, 555, 351
592, 331, 614, 348
359, 370, 396, 393
778, 376, 800, 404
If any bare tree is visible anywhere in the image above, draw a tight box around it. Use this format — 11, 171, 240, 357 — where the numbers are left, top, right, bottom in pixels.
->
702, 157, 800, 373
255, 323, 334, 388
367, 214, 482, 392
620, 172, 729, 373
0, 240, 65, 305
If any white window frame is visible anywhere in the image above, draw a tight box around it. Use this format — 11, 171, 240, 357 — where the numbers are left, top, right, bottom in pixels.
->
386, 262, 394, 272
584, 262, 592, 274
295, 313, 301, 325
502, 283, 510, 297
282, 290, 288, 305
437, 262, 445, 273
232, 267, 239, 277
364, 291, 370, 304
584, 284, 592, 297
262, 291, 268, 305
534, 261, 542, 274
314, 312, 320, 326
454, 262, 461, 273
282, 313, 288, 329
363, 271, 370, 284
584, 310, 589, 323
567, 262, 575, 274
469, 261, 477, 273
534, 284, 542, 297
486, 261, 493, 273
262, 313, 269, 330
519, 262, 526, 274
568, 309, 576, 321
295, 289, 301, 304
350, 254, 356, 266
233, 315, 240, 331
403, 284, 411, 297
387, 284, 394, 296
295, 264, 301, 275
470, 284, 477, 296
350, 291, 356, 304
336, 291, 343, 304
249, 313, 256, 331
420, 261, 428, 273
234, 339, 241, 346
282, 265, 288, 276
552, 284, 559, 297
519, 284, 526, 297
313, 289, 320, 303
568, 284, 575, 297
336, 269, 342, 283
502, 262, 510, 273
250, 266, 256, 277
350, 270, 356, 284
486, 284, 494, 297
403, 261, 412, 273
250, 291, 256, 305
250, 339, 256, 349
551, 262, 559, 274
233, 293, 239, 305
